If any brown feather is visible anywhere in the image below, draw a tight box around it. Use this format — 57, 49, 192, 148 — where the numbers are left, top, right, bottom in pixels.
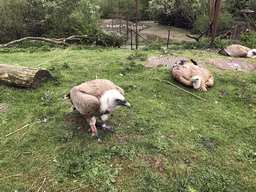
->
172, 61, 214, 91
219, 44, 251, 57
69, 79, 124, 119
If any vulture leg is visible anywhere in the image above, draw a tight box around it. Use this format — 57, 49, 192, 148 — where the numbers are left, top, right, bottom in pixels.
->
100, 114, 116, 134
87, 116, 103, 140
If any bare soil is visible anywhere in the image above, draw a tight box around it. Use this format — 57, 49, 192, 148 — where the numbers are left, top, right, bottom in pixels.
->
102, 19, 256, 72
146, 56, 256, 72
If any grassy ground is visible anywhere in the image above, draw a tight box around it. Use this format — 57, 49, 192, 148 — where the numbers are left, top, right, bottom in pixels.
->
0, 44, 256, 191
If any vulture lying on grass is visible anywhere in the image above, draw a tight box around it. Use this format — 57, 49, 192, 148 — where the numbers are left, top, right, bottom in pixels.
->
172, 59, 214, 91
67, 79, 130, 140
219, 44, 256, 58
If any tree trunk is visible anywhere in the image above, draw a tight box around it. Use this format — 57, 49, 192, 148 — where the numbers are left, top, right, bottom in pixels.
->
0, 64, 52, 88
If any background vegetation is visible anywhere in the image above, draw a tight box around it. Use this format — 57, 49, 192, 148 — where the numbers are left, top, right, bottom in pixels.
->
2, 0, 256, 46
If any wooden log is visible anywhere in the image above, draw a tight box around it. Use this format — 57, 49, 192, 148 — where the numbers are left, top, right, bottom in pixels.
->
0, 35, 88, 48
0, 64, 52, 88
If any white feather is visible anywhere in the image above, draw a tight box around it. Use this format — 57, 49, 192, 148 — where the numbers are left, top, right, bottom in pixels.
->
100, 90, 125, 113
192, 76, 201, 89
247, 49, 256, 58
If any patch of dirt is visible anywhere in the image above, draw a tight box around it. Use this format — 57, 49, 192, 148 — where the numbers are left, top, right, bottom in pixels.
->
101, 19, 197, 42
206, 58, 256, 72
146, 57, 187, 68
0, 103, 9, 113
146, 56, 256, 72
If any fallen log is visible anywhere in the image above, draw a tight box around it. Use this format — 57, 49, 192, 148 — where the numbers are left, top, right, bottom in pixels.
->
0, 35, 87, 48
0, 64, 52, 88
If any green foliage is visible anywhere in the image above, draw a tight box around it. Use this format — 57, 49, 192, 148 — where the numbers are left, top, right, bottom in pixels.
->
176, 37, 237, 49
196, 135, 219, 152
0, 0, 102, 43
191, 12, 233, 35
175, 167, 238, 192
0, 0, 29, 43
140, 170, 170, 191
142, 39, 163, 51
236, 145, 256, 164
148, 0, 200, 28
239, 31, 256, 49
55, 142, 136, 186
95, 30, 126, 47
127, 50, 148, 61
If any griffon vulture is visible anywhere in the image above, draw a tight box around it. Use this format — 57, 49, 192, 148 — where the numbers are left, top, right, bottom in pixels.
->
67, 79, 130, 140
172, 59, 214, 91
219, 44, 256, 58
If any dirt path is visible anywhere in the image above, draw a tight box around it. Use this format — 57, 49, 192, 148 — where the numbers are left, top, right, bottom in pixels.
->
101, 19, 198, 42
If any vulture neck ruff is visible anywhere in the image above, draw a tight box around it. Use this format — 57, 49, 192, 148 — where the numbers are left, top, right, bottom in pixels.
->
100, 90, 123, 113
247, 49, 256, 58
192, 76, 201, 89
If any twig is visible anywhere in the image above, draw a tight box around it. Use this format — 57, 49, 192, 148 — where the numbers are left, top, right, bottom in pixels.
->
0, 174, 22, 179
5, 124, 29, 137
155, 78, 207, 101
186, 30, 207, 42
37, 177, 46, 192
37, 46, 72, 67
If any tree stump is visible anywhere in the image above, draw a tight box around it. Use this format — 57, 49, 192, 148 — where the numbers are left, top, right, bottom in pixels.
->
0, 64, 52, 88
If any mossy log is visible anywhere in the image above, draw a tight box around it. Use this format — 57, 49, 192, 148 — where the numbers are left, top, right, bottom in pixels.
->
0, 64, 52, 88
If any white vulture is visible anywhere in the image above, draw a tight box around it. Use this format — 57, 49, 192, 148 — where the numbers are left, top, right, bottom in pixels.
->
67, 79, 130, 140
172, 59, 214, 91
219, 44, 256, 58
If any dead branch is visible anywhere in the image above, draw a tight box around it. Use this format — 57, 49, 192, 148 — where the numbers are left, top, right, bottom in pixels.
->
0, 35, 87, 48
0, 174, 22, 179
5, 124, 29, 137
37, 177, 46, 192
219, 30, 232, 40
241, 11, 256, 31
155, 78, 207, 101
186, 30, 207, 42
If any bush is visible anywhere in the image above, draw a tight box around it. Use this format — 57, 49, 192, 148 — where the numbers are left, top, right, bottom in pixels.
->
239, 31, 256, 49
192, 12, 233, 35
142, 39, 163, 51
148, 0, 200, 28
0, 0, 102, 44
95, 30, 126, 47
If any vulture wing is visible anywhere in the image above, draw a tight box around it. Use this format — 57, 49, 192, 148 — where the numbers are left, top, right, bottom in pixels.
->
70, 87, 100, 119
172, 64, 194, 86
219, 44, 251, 57
75, 79, 124, 99
172, 62, 214, 90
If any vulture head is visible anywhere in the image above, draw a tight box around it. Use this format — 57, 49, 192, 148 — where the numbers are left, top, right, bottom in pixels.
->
191, 76, 201, 90
100, 90, 130, 113
247, 49, 256, 58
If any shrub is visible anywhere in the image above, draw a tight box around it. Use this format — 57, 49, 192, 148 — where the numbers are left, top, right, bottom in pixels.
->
95, 30, 126, 47
0, 0, 102, 43
192, 12, 233, 35
239, 31, 256, 49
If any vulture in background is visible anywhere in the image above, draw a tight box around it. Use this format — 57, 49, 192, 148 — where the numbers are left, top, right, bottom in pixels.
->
67, 79, 130, 140
219, 44, 256, 58
172, 59, 214, 91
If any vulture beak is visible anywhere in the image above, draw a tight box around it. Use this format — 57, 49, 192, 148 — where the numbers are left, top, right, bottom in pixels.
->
121, 100, 130, 108
116, 99, 131, 108
191, 79, 196, 84
124, 101, 131, 108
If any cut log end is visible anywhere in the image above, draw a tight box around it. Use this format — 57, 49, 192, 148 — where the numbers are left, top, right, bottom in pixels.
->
32, 69, 52, 88
0, 64, 52, 88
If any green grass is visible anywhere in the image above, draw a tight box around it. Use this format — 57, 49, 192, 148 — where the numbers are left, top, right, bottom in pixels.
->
0, 44, 256, 191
